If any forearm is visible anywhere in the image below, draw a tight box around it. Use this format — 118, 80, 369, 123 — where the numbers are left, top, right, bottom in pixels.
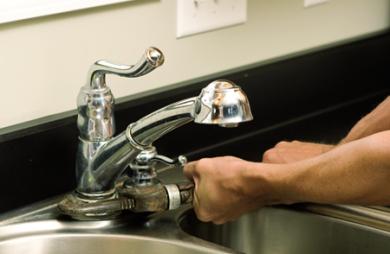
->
184, 130, 390, 223
279, 131, 390, 205
251, 131, 390, 205
341, 96, 390, 143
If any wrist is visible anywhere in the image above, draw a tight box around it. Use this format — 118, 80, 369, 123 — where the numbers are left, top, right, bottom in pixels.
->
241, 161, 301, 205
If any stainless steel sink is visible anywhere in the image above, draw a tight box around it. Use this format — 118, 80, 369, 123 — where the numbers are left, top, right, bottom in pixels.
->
0, 233, 217, 254
0, 199, 234, 254
179, 205, 390, 254
1, 196, 390, 254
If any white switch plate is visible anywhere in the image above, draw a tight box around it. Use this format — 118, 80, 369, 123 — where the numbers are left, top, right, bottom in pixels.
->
176, 0, 247, 38
304, 0, 329, 8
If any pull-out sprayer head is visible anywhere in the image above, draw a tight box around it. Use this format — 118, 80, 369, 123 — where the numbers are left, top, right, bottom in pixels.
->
194, 80, 253, 127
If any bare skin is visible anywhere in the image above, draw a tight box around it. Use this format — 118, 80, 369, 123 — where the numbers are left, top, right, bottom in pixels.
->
263, 96, 390, 164
183, 156, 270, 224
184, 96, 390, 224
262, 141, 334, 164
340, 96, 390, 143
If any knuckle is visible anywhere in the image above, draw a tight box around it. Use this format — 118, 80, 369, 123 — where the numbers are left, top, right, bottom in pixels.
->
213, 218, 228, 225
213, 220, 225, 225
275, 141, 288, 148
222, 155, 236, 160
197, 158, 210, 167
262, 149, 276, 162
195, 207, 212, 222
196, 158, 212, 172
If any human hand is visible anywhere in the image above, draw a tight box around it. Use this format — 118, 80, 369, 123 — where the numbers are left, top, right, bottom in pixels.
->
262, 140, 334, 164
183, 156, 280, 224
340, 96, 390, 143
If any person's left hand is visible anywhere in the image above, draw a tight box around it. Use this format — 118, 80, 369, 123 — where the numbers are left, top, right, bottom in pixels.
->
183, 156, 278, 224
262, 140, 334, 164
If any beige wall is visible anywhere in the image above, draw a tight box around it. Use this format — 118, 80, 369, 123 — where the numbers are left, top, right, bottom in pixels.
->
0, 0, 389, 128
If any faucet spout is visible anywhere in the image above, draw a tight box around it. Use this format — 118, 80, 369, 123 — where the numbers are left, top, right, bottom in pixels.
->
130, 79, 253, 146
76, 79, 253, 198
130, 97, 197, 146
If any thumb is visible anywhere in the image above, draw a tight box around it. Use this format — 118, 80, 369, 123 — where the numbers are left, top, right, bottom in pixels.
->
183, 161, 198, 180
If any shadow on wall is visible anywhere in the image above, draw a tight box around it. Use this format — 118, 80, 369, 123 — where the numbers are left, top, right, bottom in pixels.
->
0, 0, 160, 31
384, 0, 390, 27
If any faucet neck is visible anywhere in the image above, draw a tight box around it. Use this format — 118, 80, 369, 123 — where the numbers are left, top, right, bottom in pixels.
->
130, 97, 198, 146
76, 132, 141, 197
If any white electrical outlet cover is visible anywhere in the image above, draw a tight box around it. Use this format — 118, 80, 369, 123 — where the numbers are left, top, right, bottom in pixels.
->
176, 0, 247, 38
304, 0, 328, 8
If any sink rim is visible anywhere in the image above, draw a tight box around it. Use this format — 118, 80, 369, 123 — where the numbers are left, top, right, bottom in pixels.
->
2, 196, 390, 254
0, 231, 235, 254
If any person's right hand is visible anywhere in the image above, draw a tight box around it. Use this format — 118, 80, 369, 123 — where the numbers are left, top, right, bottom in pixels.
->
262, 140, 334, 164
183, 156, 279, 224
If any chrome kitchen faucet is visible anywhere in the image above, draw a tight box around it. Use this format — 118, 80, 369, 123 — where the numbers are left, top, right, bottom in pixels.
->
59, 47, 253, 220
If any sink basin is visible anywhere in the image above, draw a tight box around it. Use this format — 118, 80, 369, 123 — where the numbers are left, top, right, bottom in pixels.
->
0, 233, 216, 254
0, 200, 234, 254
179, 206, 390, 254
1, 197, 390, 254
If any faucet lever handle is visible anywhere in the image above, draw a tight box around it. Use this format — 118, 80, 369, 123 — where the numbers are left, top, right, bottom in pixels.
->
151, 155, 187, 168
134, 146, 187, 168
87, 47, 165, 89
